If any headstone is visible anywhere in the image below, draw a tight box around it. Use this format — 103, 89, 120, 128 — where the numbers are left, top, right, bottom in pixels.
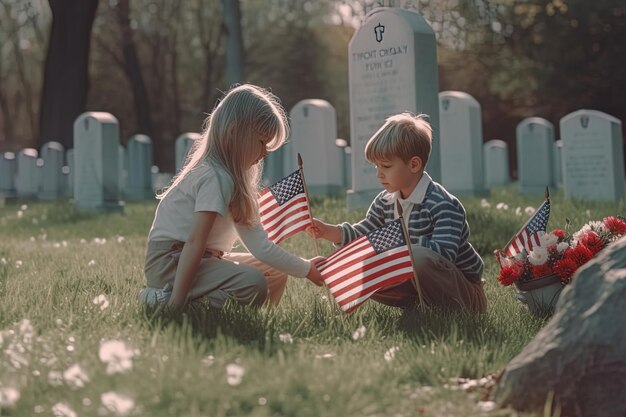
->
560, 109, 625, 201
347, 7, 440, 209
118, 145, 128, 198
516, 117, 556, 194
151, 165, 173, 195
439, 91, 486, 195
175, 132, 199, 172
283, 99, 343, 195
65, 149, 74, 198
39, 141, 65, 200
493, 236, 626, 416
263, 146, 285, 186
73, 112, 123, 212
0, 152, 17, 198
15, 148, 39, 198
127, 134, 154, 200
483, 140, 510, 187
336, 139, 351, 189
554, 139, 563, 186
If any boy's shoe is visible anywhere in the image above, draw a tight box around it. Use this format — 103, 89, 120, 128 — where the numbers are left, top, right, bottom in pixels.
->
138, 283, 172, 305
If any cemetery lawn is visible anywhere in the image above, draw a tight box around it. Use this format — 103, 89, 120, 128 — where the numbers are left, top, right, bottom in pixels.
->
0, 187, 623, 417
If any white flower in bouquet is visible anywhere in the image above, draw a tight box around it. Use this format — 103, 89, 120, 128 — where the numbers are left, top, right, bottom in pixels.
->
538, 231, 559, 248
556, 242, 570, 253
527, 247, 549, 265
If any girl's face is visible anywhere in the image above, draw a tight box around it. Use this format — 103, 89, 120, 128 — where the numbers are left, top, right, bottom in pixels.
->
247, 135, 270, 167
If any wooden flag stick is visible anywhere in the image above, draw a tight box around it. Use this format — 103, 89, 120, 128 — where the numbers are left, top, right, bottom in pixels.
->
298, 153, 320, 257
396, 200, 425, 307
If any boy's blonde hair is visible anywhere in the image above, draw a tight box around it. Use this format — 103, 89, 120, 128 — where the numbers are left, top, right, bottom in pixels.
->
364, 113, 432, 167
159, 84, 288, 226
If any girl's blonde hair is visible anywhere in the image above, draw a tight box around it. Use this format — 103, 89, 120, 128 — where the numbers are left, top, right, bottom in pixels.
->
364, 113, 432, 167
158, 84, 289, 226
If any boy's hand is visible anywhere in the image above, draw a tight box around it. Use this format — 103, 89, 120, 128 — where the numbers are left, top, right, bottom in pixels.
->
308, 218, 342, 244
305, 256, 326, 287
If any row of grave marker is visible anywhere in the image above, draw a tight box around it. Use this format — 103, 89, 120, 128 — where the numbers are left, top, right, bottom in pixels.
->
1, 98, 623, 209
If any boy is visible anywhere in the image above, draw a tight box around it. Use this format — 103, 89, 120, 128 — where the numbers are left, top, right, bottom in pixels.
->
311, 113, 486, 313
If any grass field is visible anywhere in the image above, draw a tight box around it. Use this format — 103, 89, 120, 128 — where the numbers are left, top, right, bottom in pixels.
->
0, 186, 623, 417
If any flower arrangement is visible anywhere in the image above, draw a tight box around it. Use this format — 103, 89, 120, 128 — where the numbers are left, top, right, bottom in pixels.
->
497, 216, 626, 287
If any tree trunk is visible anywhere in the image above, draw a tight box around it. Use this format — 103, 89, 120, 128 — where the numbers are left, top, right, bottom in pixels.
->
39, 0, 99, 149
221, 0, 245, 86
116, 0, 154, 141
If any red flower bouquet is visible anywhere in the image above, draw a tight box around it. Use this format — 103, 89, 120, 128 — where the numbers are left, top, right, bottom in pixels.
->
496, 216, 626, 286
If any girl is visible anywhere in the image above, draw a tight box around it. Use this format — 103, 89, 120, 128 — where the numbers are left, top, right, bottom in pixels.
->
140, 84, 324, 309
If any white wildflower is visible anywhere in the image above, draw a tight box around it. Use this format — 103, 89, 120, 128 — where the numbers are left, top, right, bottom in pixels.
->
20, 204, 28, 210
92, 294, 110, 310
0, 257, 6, 265
52, 402, 77, 417
352, 325, 366, 341
496, 202, 509, 210
63, 364, 89, 389
384, 346, 400, 362
515, 206, 522, 216
225, 363, 245, 386
15, 260, 23, 268
80, 239, 87, 244
477, 401, 497, 412
0, 386, 20, 408
278, 333, 293, 344
527, 247, 549, 266
116, 236, 125, 243
17, 210, 23, 218
315, 353, 335, 359
480, 199, 490, 209
87, 259, 96, 267
48, 370, 64, 386
524, 206, 536, 216
201, 354, 215, 366
98, 340, 139, 375
92, 238, 107, 245
101, 391, 135, 416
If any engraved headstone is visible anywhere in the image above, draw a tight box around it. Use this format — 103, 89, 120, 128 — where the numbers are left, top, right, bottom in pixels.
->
560, 110, 625, 201
439, 91, 486, 195
554, 139, 563, 186
284, 100, 343, 195
0, 152, 17, 198
483, 140, 510, 187
127, 134, 154, 200
15, 148, 39, 198
73, 112, 123, 212
336, 139, 351, 189
175, 132, 200, 172
347, 7, 440, 208
516, 117, 556, 194
39, 141, 65, 200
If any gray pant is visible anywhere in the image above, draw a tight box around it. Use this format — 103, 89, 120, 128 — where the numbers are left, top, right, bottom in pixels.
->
143, 240, 287, 308
371, 246, 487, 313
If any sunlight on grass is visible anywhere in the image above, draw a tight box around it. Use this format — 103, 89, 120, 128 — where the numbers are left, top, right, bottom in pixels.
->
0, 188, 622, 416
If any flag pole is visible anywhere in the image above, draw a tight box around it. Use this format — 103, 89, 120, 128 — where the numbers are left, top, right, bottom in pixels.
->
298, 153, 320, 256
396, 200, 425, 307
500, 185, 551, 255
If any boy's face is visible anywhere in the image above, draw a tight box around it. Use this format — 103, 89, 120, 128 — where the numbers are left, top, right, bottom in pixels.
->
373, 156, 422, 198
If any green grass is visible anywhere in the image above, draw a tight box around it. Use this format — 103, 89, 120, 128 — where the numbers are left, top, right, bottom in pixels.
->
0, 187, 623, 416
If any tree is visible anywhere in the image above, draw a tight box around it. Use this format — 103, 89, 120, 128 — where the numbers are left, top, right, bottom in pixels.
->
39, 0, 98, 148
221, 0, 245, 85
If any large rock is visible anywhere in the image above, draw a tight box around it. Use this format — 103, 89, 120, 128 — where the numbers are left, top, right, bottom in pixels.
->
493, 236, 626, 417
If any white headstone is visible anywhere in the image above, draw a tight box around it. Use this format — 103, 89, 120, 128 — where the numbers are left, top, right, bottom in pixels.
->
73, 112, 123, 212
560, 110, 625, 201
15, 148, 39, 198
262, 146, 285, 186
175, 132, 199, 173
483, 140, 510, 187
118, 145, 128, 198
0, 152, 17, 198
516, 117, 556, 194
554, 139, 563, 186
151, 165, 173, 195
439, 91, 486, 195
39, 141, 65, 200
347, 7, 440, 209
65, 149, 74, 197
284, 99, 343, 195
127, 134, 154, 200
336, 139, 351, 189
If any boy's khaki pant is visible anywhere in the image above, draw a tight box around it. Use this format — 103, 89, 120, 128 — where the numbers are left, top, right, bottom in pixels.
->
371, 246, 487, 313
143, 240, 288, 308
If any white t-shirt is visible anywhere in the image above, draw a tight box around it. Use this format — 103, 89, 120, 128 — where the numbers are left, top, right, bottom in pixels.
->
148, 159, 310, 277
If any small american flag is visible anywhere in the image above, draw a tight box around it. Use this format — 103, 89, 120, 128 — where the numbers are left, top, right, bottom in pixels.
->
317, 219, 415, 313
503, 199, 550, 258
259, 169, 311, 244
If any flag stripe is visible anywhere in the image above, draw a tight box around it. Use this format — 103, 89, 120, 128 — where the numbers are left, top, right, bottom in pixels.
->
325, 248, 410, 288
268, 214, 312, 244
331, 259, 413, 299
339, 269, 415, 312
262, 200, 309, 233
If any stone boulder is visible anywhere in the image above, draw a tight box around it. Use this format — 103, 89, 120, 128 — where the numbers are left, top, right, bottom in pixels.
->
492, 235, 626, 417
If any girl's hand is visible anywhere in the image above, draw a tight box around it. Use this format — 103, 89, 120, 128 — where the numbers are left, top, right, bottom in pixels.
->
305, 256, 326, 286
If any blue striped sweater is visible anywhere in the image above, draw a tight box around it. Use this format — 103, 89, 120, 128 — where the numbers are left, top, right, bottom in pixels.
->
339, 179, 484, 282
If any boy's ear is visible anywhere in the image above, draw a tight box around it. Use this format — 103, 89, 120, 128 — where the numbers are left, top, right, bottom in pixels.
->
409, 156, 422, 173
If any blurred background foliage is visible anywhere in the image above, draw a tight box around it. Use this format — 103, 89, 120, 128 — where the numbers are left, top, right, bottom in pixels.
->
0, 0, 624, 173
